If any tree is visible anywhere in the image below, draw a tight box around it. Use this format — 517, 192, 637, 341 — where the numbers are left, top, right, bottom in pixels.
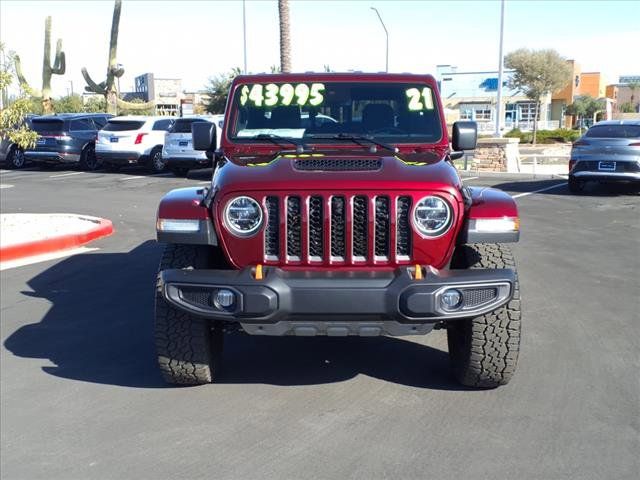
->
82, 0, 154, 114
84, 96, 107, 113
565, 95, 605, 128
505, 48, 572, 144
203, 68, 241, 114
628, 82, 640, 111
54, 93, 84, 113
14, 16, 66, 114
0, 42, 37, 150
278, 0, 291, 73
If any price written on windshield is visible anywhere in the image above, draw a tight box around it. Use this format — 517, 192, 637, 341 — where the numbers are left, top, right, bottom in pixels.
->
239, 83, 325, 107
406, 87, 435, 111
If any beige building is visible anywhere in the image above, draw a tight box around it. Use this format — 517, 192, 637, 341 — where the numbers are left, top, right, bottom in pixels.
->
134, 73, 183, 116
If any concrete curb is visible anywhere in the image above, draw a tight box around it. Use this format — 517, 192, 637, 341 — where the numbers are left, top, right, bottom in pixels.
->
0, 215, 114, 262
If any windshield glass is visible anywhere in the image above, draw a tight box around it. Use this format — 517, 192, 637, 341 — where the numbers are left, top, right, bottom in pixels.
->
585, 124, 640, 139
32, 120, 64, 133
230, 81, 442, 144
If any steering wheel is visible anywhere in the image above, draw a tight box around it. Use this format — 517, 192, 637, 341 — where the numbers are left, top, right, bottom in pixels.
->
370, 127, 406, 135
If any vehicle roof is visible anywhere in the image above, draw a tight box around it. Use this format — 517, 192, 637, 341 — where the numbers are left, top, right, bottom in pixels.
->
110, 115, 172, 122
232, 72, 438, 84
592, 119, 640, 126
32, 113, 113, 120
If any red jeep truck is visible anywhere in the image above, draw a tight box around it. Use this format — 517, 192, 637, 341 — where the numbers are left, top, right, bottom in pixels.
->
155, 73, 521, 388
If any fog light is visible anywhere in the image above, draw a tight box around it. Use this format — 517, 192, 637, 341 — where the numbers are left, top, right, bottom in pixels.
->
441, 289, 463, 311
214, 289, 235, 309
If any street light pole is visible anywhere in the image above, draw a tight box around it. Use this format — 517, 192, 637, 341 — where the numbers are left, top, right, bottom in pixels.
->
242, 0, 248, 74
495, 0, 505, 137
370, 7, 388, 72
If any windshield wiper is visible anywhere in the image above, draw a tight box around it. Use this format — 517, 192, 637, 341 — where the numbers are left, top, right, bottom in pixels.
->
308, 133, 399, 154
255, 133, 307, 154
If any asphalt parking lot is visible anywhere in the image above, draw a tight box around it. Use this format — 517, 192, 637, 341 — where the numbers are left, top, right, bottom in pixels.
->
1, 165, 638, 480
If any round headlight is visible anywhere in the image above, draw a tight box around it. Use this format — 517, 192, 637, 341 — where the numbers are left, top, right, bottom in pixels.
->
224, 196, 263, 237
413, 196, 452, 237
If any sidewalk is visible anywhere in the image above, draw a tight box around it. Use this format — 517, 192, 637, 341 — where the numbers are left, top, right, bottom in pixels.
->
0, 213, 114, 263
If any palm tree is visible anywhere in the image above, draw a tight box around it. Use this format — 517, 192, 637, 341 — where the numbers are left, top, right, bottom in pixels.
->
278, 0, 291, 73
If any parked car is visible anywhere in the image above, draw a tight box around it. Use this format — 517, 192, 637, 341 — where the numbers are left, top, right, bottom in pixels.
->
154, 72, 522, 389
569, 119, 640, 193
23, 113, 112, 170
0, 115, 34, 169
96, 116, 174, 173
162, 115, 223, 176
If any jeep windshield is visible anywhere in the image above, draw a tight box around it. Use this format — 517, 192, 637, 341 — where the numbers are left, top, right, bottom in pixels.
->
229, 81, 443, 144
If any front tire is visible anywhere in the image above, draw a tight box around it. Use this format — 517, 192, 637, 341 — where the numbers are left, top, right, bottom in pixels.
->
6, 145, 26, 169
155, 244, 222, 385
447, 243, 521, 388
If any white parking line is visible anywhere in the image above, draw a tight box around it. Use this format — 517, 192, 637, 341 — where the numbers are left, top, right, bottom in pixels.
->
461, 176, 479, 181
49, 171, 85, 178
0, 184, 14, 189
119, 175, 146, 181
512, 182, 566, 199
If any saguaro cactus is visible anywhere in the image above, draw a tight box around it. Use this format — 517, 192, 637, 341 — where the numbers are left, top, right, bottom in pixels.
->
82, 0, 154, 115
14, 16, 66, 114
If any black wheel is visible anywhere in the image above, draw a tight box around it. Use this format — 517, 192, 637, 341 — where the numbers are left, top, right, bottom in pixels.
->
6, 145, 26, 169
447, 243, 521, 388
79, 143, 100, 171
155, 244, 222, 385
170, 167, 189, 177
148, 147, 166, 173
568, 176, 584, 194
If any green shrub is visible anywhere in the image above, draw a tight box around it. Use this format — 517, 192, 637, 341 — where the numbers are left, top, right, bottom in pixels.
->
504, 128, 578, 144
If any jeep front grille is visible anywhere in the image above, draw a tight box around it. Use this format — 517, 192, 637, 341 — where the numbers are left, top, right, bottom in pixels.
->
264, 194, 413, 265
293, 158, 383, 171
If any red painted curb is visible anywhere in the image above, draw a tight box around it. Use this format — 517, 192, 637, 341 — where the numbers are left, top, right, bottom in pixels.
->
0, 218, 114, 262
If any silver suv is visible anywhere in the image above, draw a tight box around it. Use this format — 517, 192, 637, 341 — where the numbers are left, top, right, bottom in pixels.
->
162, 115, 223, 176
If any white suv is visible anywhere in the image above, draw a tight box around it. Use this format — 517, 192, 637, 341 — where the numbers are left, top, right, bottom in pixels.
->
162, 114, 224, 176
96, 116, 174, 173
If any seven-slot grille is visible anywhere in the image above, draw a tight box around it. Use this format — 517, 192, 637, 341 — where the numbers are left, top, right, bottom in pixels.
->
264, 195, 412, 264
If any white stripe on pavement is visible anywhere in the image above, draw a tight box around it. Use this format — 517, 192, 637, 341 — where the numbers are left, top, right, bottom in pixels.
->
0, 184, 14, 189
119, 175, 146, 181
461, 176, 479, 181
512, 182, 566, 199
0, 247, 99, 271
49, 171, 86, 178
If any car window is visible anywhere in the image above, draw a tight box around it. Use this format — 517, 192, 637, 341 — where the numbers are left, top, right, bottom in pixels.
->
585, 125, 640, 139
153, 119, 174, 131
31, 120, 65, 134
103, 120, 146, 132
93, 117, 108, 129
70, 118, 94, 131
170, 118, 204, 133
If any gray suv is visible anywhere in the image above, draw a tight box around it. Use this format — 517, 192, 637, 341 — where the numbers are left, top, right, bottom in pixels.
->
25, 113, 113, 170
0, 115, 34, 169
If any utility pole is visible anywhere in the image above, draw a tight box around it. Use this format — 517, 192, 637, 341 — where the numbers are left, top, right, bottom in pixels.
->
242, 0, 248, 74
370, 7, 388, 72
494, 0, 505, 137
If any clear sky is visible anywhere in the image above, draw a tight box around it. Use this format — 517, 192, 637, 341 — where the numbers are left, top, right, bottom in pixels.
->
1, 0, 639, 97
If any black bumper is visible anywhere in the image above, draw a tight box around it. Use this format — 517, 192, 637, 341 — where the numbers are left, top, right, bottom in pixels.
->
159, 267, 515, 335
96, 151, 149, 165
164, 157, 211, 169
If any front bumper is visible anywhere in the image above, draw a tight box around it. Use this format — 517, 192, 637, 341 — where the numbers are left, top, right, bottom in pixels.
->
159, 266, 515, 336
24, 150, 80, 164
96, 150, 149, 165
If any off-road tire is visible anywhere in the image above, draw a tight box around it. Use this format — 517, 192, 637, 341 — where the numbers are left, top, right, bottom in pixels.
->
155, 244, 222, 385
447, 243, 521, 388
568, 176, 584, 194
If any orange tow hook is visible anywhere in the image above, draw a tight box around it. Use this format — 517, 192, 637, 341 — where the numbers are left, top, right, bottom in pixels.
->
254, 264, 264, 280
414, 264, 423, 280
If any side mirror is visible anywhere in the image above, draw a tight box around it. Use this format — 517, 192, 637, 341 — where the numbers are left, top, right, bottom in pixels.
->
192, 122, 217, 151
452, 121, 477, 151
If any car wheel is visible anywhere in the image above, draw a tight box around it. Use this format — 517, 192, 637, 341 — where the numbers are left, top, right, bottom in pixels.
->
447, 243, 521, 388
6, 146, 25, 169
170, 167, 189, 177
568, 176, 584, 194
148, 147, 166, 173
79, 144, 100, 171
155, 244, 223, 385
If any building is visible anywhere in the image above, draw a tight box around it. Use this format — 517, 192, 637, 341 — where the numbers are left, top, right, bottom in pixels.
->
436, 65, 555, 134
134, 73, 183, 116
